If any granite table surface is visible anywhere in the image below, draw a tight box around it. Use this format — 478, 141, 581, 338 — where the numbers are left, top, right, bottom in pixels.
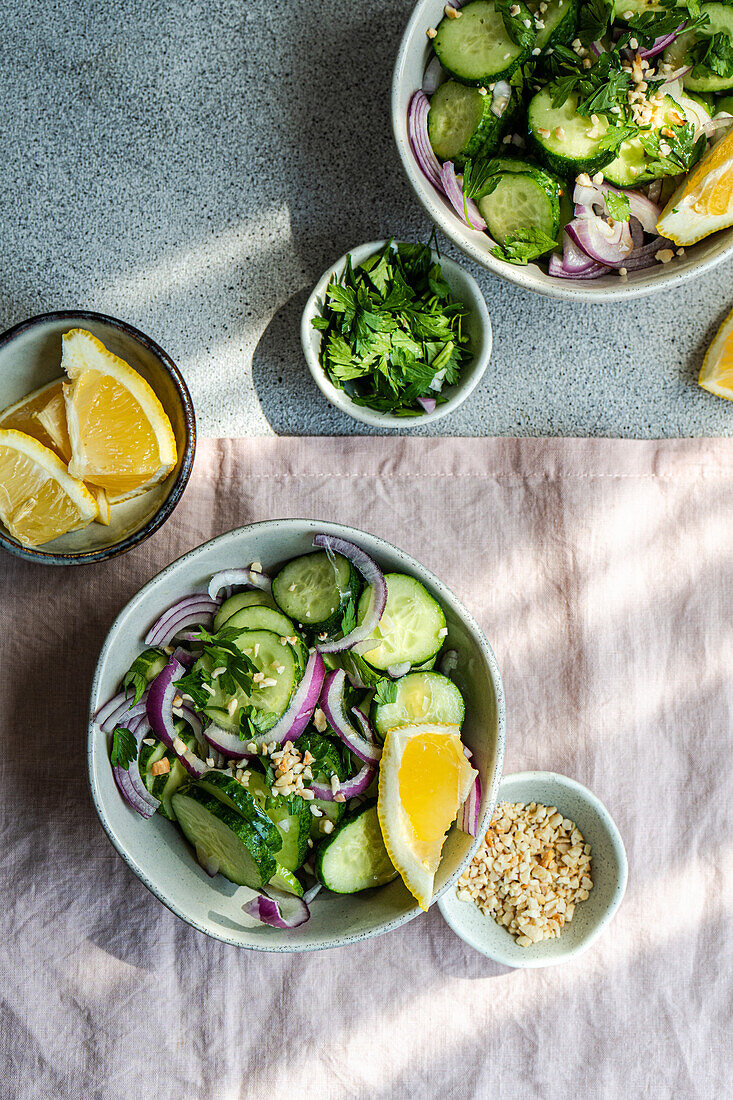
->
3, 0, 732, 438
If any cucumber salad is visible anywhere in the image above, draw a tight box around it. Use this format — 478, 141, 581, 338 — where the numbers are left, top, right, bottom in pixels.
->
409, 0, 733, 277
97, 534, 480, 930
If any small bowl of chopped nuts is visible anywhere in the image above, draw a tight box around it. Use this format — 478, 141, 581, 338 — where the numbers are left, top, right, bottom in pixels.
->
438, 771, 627, 968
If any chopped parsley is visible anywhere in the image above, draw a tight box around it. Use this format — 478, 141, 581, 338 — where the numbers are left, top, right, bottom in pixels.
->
313, 238, 472, 416
110, 726, 137, 771
491, 227, 558, 266
577, 0, 614, 47
604, 190, 631, 222
691, 30, 733, 78
374, 678, 399, 706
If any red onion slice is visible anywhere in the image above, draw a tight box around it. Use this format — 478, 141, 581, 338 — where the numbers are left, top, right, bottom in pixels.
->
408, 90, 443, 192
566, 217, 633, 268
203, 723, 254, 759
458, 772, 482, 837
638, 26, 684, 59
350, 705, 378, 746
312, 534, 387, 654
621, 235, 675, 271
243, 889, 310, 929
309, 760, 377, 801
417, 396, 437, 414
548, 252, 608, 280
98, 693, 149, 733
208, 568, 272, 601
111, 714, 160, 818
439, 648, 459, 677
319, 670, 382, 763
146, 656, 185, 749
439, 161, 487, 231
264, 649, 326, 744
422, 56, 443, 94
573, 180, 661, 234
144, 595, 219, 647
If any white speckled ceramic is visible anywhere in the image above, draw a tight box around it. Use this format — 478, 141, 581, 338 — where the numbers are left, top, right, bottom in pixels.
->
439, 771, 627, 967
392, 0, 733, 302
88, 519, 505, 951
301, 240, 492, 427
0, 311, 195, 565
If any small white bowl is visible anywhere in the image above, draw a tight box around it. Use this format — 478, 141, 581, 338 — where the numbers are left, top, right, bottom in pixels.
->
392, 0, 733, 301
301, 240, 492, 427
439, 771, 628, 968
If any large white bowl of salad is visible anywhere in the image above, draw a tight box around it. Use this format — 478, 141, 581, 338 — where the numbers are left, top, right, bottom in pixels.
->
88, 520, 505, 951
393, 0, 733, 299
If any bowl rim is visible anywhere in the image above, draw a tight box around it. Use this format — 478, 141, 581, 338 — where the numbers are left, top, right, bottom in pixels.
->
87, 518, 506, 951
300, 239, 493, 427
438, 769, 628, 968
0, 308, 196, 566
391, 1, 733, 302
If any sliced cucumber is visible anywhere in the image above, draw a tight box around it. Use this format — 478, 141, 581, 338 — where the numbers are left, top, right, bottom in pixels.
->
716, 94, 733, 113
371, 672, 466, 739
172, 787, 277, 888
477, 167, 561, 244
357, 573, 447, 671
528, 88, 616, 175
139, 729, 199, 819
428, 79, 504, 162
296, 732, 348, 836
247, 772, 312, 871
139, 739, 168, 795
193, 628, 299, 732
433, 0, 535, 85
272, 551, 360, 632
603, 95, 694, 187
159, 758, 190, 820
665, 5, 733, 94
194, 773, 283, 850
225, 605, 308, 673
527, 0, 578, 51
270, 864, 304, 896
315, 802, 397, 894
214, 589, 276, 630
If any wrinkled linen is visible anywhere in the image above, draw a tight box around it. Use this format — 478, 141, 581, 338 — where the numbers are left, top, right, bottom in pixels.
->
1, 436, 731, 1100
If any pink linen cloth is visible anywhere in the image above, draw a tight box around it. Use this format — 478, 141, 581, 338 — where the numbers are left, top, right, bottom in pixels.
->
1, 436, 731, 1099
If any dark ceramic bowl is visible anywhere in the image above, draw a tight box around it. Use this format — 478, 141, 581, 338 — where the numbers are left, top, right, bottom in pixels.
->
0, 310, 195, 565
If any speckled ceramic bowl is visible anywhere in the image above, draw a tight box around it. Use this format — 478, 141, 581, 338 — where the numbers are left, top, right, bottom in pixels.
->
439, 771, 627, 967
0, 310, 195, 565
301, 240, 492, 427
88, 519, 506, 951
392, 0, 733, 301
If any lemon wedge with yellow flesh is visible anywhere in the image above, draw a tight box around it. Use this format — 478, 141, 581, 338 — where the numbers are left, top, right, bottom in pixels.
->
0, 429, 98, 546
31, 389, 111, 522
377, 723, 477, 910
699, 306, 733, 400
61, 329, 177, 498
657, 129, 733, 246
0, 379, 65, 455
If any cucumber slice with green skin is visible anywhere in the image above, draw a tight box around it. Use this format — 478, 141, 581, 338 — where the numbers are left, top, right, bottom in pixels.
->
172, 787, 277, 887
357, 573, 447, 671
270, 864, 304, 896
665, 6, 733, 93
194, 773, 283, 850
528, 88, 617, 175
428, 79, 504, 162
477, 167, 561, 243
159, 758, 189, 820
433, 0, 535, 86
296, 732, 348, 836
139, 739, 168, 795
214, 590, 276, 631
527, 0, 578, 51
689, 90, 716, 114
716, 94, 733, 113
193, 628, 299, 733
224, 605, 308, 674
603, 95, 694, 187
371, 672, 466, 739
315, 802, 397, 894
247, 772, 312, 871
272, 551, 361, 632
140, 731, 198, 818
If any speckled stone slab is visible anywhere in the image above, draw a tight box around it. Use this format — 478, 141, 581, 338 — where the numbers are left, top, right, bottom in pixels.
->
2, 0, 732, 437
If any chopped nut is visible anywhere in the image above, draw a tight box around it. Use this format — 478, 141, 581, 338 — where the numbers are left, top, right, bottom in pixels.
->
150, 758, 171, 776
445, 4, 462, 16
426, 26, 437, 38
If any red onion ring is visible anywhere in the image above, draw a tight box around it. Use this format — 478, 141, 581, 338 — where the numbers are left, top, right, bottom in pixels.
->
262, 649, 326, 744
98, 693, 149, 733
144, 595, 219, 647
308, 760, 377, 801
408, 90, 443, 192
417, 396, 437, 414
573, 180, 661, 234
111, 713, 160, 818
439, 161, 487, 231
313, 534, 387, 654
458, 773, 482, 837
318, 670, 382, 763
548, 252, 608, 280
146, 656, 186, 750
243, 889, 310, 928
566, 216, 633, 268
422, 56, 443, 94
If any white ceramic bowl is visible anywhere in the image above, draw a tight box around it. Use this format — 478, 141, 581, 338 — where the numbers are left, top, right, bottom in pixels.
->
439, 771, 627, 967
392, 0, 733, 301
88, 519, 505, 951
301, 240, 492, 427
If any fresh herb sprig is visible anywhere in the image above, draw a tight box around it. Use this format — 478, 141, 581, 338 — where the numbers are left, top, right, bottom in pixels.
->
110, 726, 137, 771
313, 239, 472, 416
122, 648, 165, 705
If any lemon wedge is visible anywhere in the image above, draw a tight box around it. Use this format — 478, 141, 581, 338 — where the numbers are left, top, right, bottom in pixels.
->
377, 723, 477, 910
699, 306, 733, 400
34, 388, 72, 461
0, 429, 98, 546
61, 329, 177, 499
0, 379, 65, 455
657, 129, 733, 245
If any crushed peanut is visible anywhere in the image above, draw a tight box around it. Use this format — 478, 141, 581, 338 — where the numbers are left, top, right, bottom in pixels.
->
150, 758, 171, 777
456, 801, 593, 946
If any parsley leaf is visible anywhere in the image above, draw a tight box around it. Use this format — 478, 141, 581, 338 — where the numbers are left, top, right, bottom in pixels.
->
491, 227, 558, 266
578, 0, 614, 45
122, 648, 164, 706
495, 0, 535, 51
340, 596, 357, 636
604, 190, 632, 222
374, 678, 398, 705
110, 726, 138, 771
692, 31, 733, 79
